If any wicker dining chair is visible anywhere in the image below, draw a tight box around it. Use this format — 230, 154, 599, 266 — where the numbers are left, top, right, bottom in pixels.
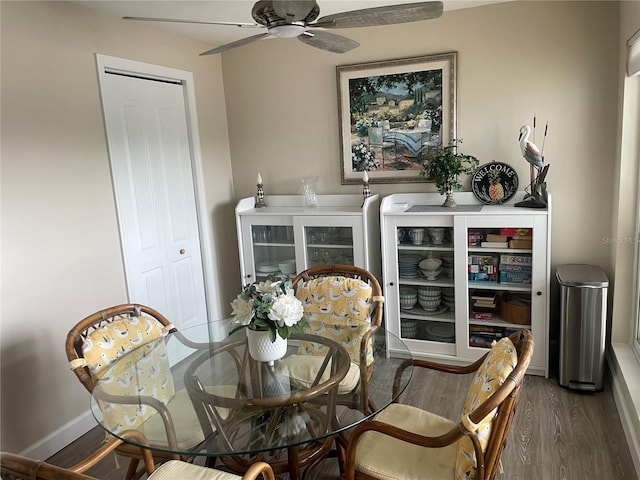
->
284, 265, 384, 414
341, 329, 535, 480
1, 436, 275, 480
65, 304, 211, 480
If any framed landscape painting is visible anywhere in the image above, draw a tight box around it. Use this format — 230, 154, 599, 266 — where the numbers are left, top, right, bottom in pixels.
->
337, 52, 457, 184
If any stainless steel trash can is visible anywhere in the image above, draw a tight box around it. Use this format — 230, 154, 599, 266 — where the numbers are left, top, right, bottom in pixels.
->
556, 264, 608, 391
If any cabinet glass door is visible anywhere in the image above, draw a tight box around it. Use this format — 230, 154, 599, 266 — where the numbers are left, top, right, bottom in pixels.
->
461, 215, 546, 368
394, 219, 456, 354
305, 226, 354, 267
294, 216, 363, 270
241, 219, 297, 283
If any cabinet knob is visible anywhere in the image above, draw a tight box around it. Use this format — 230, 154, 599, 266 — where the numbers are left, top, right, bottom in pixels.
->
536, 291, 542, 296
389, 282, 394, 286
179, 248, 186, 255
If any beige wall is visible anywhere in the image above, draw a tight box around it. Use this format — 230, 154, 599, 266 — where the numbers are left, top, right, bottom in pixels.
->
0, 1, 236, 454
223, 1, 619, 351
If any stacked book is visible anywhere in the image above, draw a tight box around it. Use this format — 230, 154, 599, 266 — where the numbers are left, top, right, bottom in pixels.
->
499, 254, 533, 284
480, 233, 509, 249
500, 228, 532, 249
468, 325, 520, 348
468, 324, 503, 347
470, 290, 497, 319
473, 229, 533, 250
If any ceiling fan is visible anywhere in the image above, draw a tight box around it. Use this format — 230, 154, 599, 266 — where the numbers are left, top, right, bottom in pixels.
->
124, 0, 443, 55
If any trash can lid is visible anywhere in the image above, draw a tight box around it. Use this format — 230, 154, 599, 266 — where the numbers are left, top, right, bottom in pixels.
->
556, 264, 609, 287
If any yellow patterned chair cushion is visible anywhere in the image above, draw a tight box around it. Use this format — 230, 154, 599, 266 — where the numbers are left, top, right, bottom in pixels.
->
82, 316, 169, 378
455, 337, 518, 480
82, 317, 175, 433
295, 276, 374, 366
80, 316, 223, 450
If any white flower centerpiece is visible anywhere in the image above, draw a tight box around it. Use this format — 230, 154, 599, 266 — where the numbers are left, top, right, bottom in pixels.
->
230, 278, 308, 362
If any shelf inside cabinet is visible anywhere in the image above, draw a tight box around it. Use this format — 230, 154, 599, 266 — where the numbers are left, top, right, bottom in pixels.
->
468, 281, 530, 292
400, 278, 455, 288
398, 243, 454, 251
469, 316, 531, 329
401, 308, 455, 322
254, 242, 295, 248
307, 243, 354, 249
468, 247, 531, 254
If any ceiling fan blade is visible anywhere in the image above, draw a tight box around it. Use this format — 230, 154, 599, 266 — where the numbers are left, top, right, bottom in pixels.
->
298, 30, 359, 54
313, 1, 443, 29
200, 32, 271, 56
123, 16, 261, 28
272, 0, 318, 21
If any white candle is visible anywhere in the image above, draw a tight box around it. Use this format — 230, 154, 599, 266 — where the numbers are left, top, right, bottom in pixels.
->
363, 171, 369, 183
257, 173, 262, 184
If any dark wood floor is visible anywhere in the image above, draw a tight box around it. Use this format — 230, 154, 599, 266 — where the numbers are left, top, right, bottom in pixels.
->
48, 370, 637, 479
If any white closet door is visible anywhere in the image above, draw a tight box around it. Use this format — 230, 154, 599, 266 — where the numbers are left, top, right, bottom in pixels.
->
100, 72, 207, 330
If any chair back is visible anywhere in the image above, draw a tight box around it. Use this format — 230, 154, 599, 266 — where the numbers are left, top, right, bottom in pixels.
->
292, 265, 383, 366
65, 304, 177, 432
1, 452, 98, 480
457, 330, 534, 480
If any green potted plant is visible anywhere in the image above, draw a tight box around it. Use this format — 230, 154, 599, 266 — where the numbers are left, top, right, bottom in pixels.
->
420, 139, 479, 207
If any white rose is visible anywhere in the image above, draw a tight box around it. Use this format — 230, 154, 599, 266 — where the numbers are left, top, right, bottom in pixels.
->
231, 295, 254, 325
268, 293, 304, 328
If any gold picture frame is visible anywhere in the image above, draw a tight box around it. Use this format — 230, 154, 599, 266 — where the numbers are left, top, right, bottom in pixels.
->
337, 52, 457, 184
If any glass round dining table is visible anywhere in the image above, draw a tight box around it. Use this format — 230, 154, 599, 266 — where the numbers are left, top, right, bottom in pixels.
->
90, 320, 413, 480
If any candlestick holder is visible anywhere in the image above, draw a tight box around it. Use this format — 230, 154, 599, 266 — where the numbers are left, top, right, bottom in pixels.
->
255, 182, 267, 208
362, 178, 371, 206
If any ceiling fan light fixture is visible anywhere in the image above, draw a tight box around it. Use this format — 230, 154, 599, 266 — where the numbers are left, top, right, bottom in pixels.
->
268, 24, 305, 38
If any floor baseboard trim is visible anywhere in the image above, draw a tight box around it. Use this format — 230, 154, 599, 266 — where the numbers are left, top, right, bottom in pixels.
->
21, 409, 95, 460
608, 344, 640, 479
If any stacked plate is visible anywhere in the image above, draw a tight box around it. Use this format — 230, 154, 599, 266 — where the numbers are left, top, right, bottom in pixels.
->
398, 254, 422, 278
423, 321, 455, 343
256, 261, 280, 273
418, 286, 442, 311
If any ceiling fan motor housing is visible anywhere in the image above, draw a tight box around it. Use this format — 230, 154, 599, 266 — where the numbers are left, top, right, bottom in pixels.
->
252, 1, 320, 28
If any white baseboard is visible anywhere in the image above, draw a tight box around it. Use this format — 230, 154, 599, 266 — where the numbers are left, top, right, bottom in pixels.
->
21, 409, 95, 460
608, 344, 640, 480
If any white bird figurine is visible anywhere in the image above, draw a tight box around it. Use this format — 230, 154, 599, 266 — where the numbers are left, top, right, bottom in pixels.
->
519, 125, 544, 168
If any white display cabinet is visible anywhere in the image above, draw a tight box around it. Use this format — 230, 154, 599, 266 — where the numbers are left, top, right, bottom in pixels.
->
381, 192, 550, 376
235, 194, 381, 286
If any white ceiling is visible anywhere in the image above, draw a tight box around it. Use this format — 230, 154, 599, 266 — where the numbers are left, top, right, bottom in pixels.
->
72, 1, 508, 52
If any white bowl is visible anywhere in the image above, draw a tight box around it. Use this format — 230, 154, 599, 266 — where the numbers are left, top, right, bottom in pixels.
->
400, 287, 418, 296
400, 297, 418, 310
419, 298, 441, 310
278, 259, 296, 274
419, 286, 441, 296
421, 269, 442, 280
419, 258, 442, 271
419, 292, 439, 298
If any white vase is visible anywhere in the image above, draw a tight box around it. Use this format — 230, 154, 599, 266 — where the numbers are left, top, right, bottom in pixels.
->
246, 327, 287, 364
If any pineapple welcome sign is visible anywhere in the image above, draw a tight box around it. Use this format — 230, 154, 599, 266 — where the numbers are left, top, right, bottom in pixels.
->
472, 161, 519, 205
